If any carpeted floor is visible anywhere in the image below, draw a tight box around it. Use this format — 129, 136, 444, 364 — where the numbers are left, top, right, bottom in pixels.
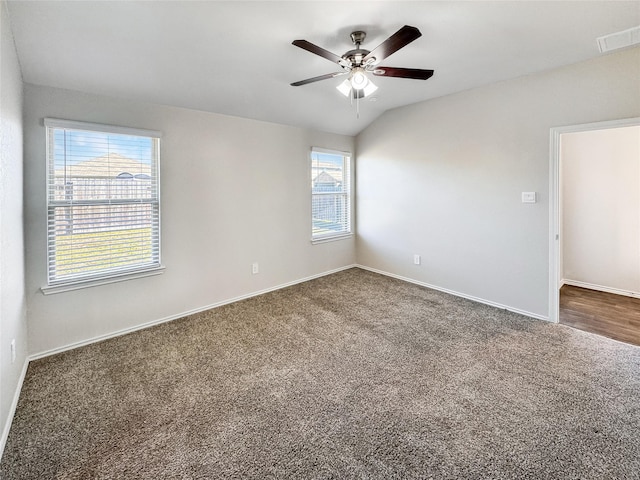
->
2, 268, 639, 479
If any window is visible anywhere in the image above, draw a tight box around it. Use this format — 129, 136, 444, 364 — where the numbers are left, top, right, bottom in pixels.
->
311, 148, 352, 242
44, 119, 162, 291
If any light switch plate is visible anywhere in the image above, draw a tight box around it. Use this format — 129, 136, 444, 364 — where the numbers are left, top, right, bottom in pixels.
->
522, 192, 537, 203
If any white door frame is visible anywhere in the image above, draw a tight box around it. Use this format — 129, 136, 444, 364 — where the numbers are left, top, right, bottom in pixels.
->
548, 116, 640, 322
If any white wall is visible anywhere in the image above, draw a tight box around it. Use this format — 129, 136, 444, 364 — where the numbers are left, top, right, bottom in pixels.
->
24, 85, 355, 356
356, 47, 640, 319
561, 126, 640, 295
0, 0, 27, 453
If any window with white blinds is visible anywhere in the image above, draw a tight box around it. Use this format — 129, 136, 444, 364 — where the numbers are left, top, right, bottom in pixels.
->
45, 119, 161, 287
311, 148, 352, 242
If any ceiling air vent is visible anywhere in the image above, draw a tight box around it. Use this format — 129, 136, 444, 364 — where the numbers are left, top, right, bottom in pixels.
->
597, 26, 640, 53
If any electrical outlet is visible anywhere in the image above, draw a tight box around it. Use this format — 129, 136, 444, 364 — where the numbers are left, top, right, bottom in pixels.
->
10, 339, 16, 364
413, 254, 421, 265
252, 262, 259, 274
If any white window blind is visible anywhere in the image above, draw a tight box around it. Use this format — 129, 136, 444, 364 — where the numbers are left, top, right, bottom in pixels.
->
45, 119, 161, 286
311, 148, 352, 241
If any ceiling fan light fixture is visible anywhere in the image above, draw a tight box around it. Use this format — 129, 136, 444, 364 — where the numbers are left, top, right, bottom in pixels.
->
292, 25, 433, 118
336, 75, 378, 98
337, 79, 352, 97
362, 80, 378, 97
350, 68, 368, 89
351, 80, 377, 100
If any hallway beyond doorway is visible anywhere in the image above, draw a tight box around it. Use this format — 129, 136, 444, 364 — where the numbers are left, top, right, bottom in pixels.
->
559, 285, 640, 346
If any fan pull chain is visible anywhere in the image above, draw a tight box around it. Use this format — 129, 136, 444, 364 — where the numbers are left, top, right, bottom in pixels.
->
347, 86, 361, 119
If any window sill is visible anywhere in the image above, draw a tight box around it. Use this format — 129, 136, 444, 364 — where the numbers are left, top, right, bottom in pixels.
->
41, 265, 165, 295
311, 233, 354, 245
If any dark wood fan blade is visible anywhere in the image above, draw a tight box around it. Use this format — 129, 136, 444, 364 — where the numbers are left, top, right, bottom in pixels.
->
292, 40, 344, 65
363, 25, 422, 63
290, 71, 346, 86
372, 67, 434, 80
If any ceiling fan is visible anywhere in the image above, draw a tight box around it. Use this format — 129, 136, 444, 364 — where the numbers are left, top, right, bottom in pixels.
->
290, 25, 434, 101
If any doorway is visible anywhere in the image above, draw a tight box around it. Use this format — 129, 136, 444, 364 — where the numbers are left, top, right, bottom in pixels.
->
559, 284, 640, 345
549, 117, 640, 344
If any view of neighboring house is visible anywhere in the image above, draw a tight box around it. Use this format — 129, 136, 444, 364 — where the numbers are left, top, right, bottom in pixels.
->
311, 157, 350, 237
312, 169, 347, 234
53, 153, 154, 234
50, 152, 158, 280
53, 153, 152, 201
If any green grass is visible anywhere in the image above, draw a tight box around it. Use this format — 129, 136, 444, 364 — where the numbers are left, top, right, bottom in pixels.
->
53, 227, 154, 278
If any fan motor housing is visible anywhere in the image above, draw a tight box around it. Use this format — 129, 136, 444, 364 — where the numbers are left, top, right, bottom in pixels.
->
344, 31, 371, 67
342, 48, 371, 67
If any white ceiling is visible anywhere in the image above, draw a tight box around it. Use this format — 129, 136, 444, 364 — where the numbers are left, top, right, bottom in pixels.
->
6, 1, 640, 136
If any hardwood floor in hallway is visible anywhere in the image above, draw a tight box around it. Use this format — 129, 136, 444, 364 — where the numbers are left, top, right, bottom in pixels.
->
559, 285, 640, 347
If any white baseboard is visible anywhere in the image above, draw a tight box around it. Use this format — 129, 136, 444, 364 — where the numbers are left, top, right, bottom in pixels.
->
1, 356, 29, 459
356, 264, 550, 322
562, 279, 640, 299
29, 264, 358, 361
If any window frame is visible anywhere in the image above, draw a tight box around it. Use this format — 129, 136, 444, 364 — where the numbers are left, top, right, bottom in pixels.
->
310, 147, 353, 244
42, 118, 164, 294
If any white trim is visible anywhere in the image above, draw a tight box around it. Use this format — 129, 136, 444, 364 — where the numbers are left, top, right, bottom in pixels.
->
311, 146, 352, 157
311, 233, 354, 244
30, 265, 357, 360
549, 117, 640, 323
41, 265, 165, 295
0, 357, 29, 458
549, 127, 561, 323
356, 264, 549, 322
562, 279, 640, 299
44, 117, 161, 138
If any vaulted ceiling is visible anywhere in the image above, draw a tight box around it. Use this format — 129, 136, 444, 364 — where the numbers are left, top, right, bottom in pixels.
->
6, 1, 639, 136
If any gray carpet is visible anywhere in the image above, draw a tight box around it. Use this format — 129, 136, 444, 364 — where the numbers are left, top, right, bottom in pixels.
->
2, 268, 639, 479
